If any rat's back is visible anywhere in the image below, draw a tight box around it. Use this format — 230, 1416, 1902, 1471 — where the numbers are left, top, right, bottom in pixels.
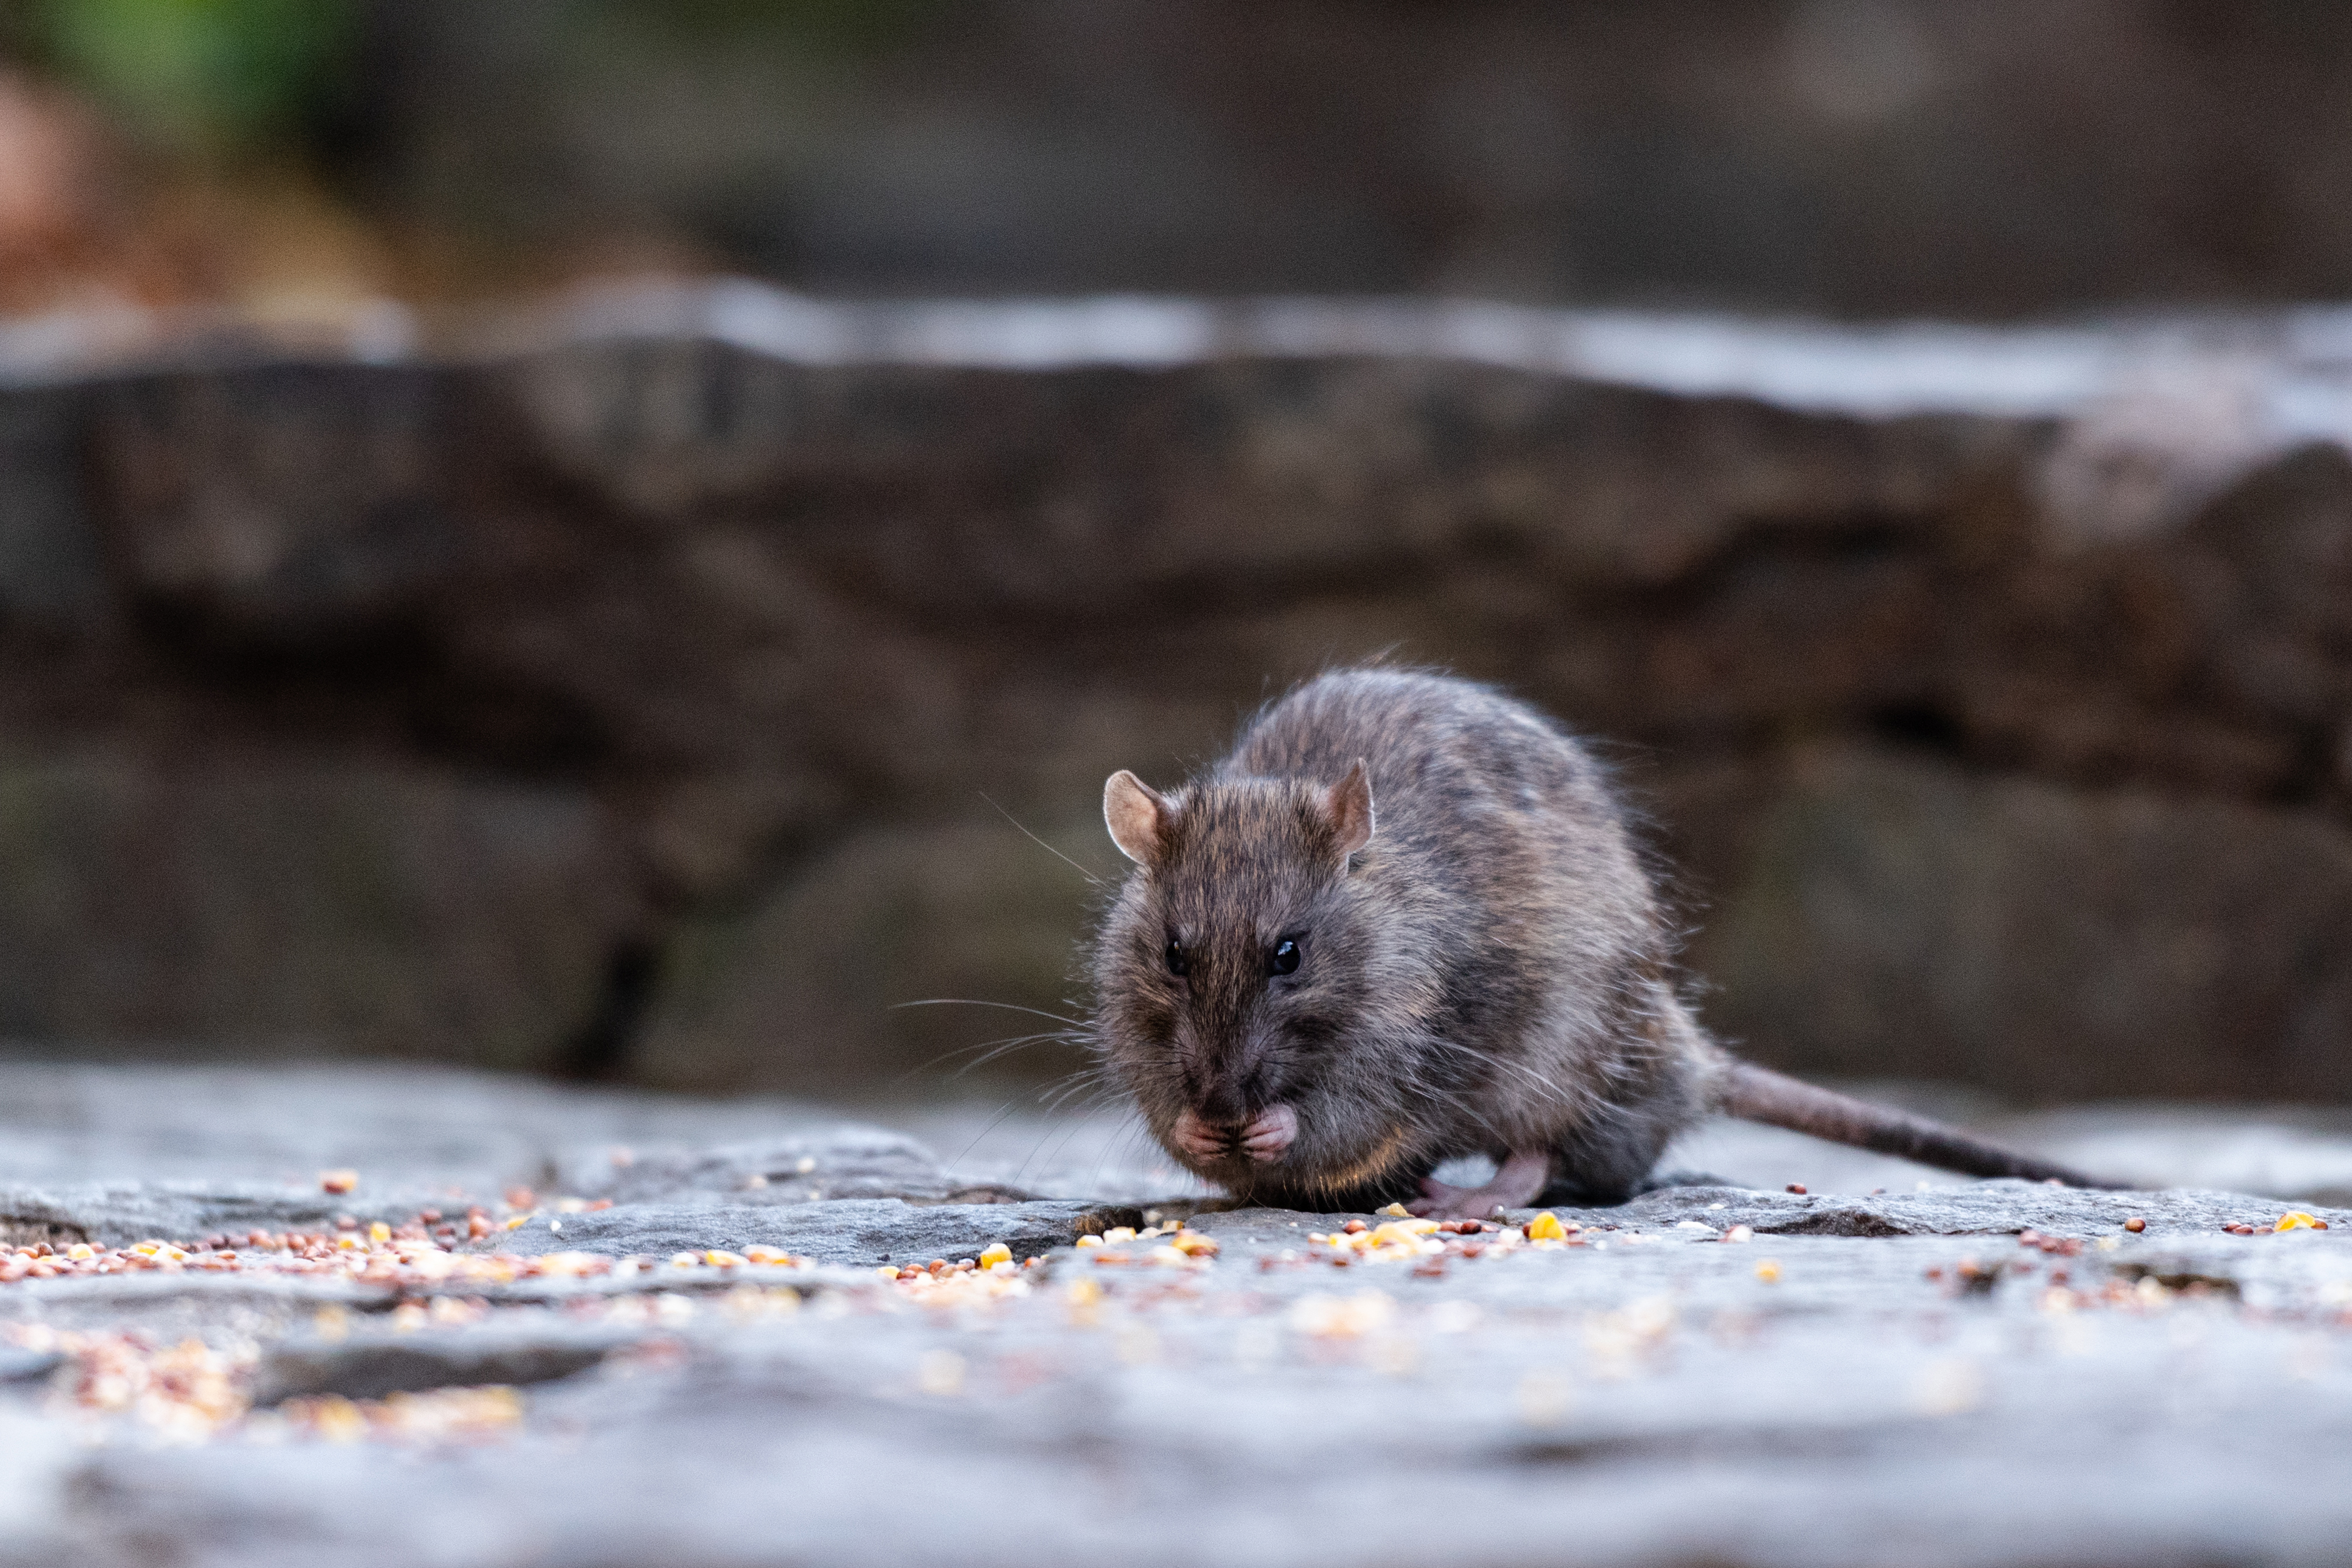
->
1220, 668, 1710, 1199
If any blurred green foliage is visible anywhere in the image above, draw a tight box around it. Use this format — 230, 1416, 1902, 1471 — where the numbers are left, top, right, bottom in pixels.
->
23, 0, 361, 153
4, 0, 945, 161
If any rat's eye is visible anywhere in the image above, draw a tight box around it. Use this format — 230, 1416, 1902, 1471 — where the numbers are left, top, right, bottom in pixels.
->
1268, 936, 1301, 977
1163, 940, 1189, 978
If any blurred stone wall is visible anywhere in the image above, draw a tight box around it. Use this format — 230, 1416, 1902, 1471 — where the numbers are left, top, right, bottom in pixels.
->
341, 0, 2352, 318
3, 288, 2352, 1101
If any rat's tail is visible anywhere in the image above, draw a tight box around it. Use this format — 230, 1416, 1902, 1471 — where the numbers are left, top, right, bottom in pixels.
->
1715, 1060, 2113, 1188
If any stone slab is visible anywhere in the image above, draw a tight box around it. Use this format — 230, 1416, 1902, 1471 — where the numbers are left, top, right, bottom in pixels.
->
0, 1066, 2346, 1567
488, 1198, 1140, 1266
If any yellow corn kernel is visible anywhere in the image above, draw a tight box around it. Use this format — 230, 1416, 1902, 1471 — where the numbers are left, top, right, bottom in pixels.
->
66, 1243, 95, 1261
503, 1215, 528, 1230
1380, 1203, 1412, 1218
336, 1234, 363, 1251
1755, 1259, 1783, 1283
977, 1242, 1013, 1268
1075, 1234, 1103, 1249
743, 1245, 795, 1265
369, 1221, 392, 1245
1169, 1231, 1220, 1257
705, 1249, 747, 1268
1525, 1212, 1566, 1241
310, 1395, 366, 1442
2276, 1211, 2323, 1232
1101, 1227, 1137, 1245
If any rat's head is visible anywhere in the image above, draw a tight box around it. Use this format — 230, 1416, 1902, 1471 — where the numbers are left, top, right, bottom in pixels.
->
1091, 761, 1404, 1197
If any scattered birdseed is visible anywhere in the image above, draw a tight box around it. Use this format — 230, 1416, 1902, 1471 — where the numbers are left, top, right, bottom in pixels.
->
1289, 1290, 1396, 1339
270, 1385, 524, 1445
1307, 1220, 1448, 1264
319, 1170, 359, 1195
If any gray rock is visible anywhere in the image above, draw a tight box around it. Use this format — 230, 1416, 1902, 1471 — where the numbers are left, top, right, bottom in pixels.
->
1596, 1180, 2350, 1240
252, 1322, 632, 1405
489, 1198, 1141, 1265
547, 1124, 1030, 1206
640, 817, 1108, 1096
0, 1068, 2345, 1567
0, 1180, 451, 1249
1694, 744, 2352, 1102
0, 760, 639, 1073
0, 388, 107, 629
6, 293, 2352, 1096
0, 1062, 825, 1192
1199, 1180, 2352, 1244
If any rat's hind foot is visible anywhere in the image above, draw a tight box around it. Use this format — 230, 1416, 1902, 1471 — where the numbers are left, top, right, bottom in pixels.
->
1406, 1149, 1551, 1220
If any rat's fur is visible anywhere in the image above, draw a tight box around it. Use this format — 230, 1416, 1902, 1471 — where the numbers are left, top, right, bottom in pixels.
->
1091, 668, 2098, 1211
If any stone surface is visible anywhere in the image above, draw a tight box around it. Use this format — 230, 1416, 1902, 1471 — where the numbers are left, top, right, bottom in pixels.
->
488, 1197, 1142, 1265
0, 1065, 2346, 1566
251, 1321, 633, 1405
1694, 745, 2352, 1101
0, 758, 639, 1072
4, 291, 2352, 1096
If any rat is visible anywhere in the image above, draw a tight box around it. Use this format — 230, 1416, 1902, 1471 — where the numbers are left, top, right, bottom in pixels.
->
1090, 667, 2103, 1217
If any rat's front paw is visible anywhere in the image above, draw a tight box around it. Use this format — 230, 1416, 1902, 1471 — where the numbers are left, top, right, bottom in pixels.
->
1170, 1110, 1231, 1162
1239, 1104, 1297, 1163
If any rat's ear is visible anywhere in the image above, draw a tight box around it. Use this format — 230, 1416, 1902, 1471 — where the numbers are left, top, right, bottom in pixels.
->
1324, 759, 1375, 859
1103, 770, 1170, 864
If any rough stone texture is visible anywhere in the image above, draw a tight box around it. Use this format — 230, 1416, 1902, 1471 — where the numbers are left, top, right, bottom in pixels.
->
1695, 745, 2352, 1101
250, 1322, 634, 1405
0, 756, 640, 1073
6, 291, 2352, 1097
0, 1068, 2348, 1568
491, 1198, 1141, 1265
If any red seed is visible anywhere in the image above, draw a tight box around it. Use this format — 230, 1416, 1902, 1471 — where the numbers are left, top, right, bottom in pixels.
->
2123, 1218, 2145, 1233
1785, 1184, 1807, 1196
1342, 1219, 1368, 1234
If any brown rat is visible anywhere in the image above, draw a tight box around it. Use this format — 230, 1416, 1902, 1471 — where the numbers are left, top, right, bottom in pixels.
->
1091, 667, 2101, 1217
